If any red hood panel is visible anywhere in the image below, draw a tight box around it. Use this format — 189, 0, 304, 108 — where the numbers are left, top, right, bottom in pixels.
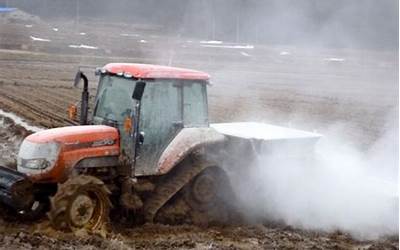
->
26, 125, 119, 144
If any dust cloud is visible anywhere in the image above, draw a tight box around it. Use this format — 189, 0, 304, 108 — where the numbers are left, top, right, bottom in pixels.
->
230, 117, 398, 240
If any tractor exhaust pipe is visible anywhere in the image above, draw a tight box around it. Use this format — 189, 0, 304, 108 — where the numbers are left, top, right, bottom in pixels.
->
74, 71, 89, 125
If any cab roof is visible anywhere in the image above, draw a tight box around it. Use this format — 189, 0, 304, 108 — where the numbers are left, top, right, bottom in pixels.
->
103, 63, 210, 81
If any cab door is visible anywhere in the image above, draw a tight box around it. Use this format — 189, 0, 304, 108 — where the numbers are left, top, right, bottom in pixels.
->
134, 80, 182, 176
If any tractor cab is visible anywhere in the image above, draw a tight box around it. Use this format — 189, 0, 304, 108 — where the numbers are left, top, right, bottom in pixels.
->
76, 63, 210, 176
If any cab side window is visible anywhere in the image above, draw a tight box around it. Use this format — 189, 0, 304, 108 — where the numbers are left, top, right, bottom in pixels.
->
183, 81, 208, 127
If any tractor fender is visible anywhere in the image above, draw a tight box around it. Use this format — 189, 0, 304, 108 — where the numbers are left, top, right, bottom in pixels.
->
156, 127, 225, 175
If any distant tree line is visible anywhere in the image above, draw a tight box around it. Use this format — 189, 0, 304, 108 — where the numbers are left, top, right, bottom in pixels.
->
1, 0, 398, 49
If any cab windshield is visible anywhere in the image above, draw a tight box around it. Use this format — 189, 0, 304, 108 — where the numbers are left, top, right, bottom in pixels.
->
93, 74, 209, 127
93, 75, 136, 123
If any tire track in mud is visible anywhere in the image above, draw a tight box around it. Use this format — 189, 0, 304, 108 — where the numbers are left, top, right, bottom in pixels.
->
4, 84, 94, 118
9, 84, 79, 107
1, 85, 72, 114
41, 87, 80, 104
0, 95, 72, 128
0, 59, 78, 86
0, 76, 72, 86
0, 87, 76, 127
0, 97, 44, 127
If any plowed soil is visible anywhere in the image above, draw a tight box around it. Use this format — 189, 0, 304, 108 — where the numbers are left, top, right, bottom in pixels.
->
0, 16, 398, 249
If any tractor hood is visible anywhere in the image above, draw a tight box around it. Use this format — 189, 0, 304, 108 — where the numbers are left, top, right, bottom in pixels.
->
25, 125, 119, 145
17, 125, 120, 182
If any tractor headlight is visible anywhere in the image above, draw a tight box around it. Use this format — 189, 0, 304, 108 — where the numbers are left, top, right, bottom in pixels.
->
22, 158, 51, 169
17, 140, 60, 171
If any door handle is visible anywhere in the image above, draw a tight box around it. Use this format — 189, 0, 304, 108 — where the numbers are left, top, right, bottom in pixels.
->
173, 121, 183, 128
138, 131, 145, 145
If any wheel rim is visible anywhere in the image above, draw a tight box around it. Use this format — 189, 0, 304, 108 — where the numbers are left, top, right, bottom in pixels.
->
69, 194, 95, 227
49, 176, 110, 232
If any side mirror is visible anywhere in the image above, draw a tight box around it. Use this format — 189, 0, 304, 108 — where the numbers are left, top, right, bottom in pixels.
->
94, 67, 102, 76
132, 81, 146, 101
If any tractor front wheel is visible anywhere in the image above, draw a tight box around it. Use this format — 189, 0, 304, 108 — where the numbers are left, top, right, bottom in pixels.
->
48, 175, 111, 232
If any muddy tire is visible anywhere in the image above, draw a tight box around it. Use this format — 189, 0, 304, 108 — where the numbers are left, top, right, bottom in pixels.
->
48, 175, 111, 232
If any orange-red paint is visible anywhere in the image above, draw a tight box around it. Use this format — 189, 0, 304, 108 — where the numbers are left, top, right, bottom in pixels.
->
103, 63, 210, 80
26, 125, 120, 183
123, 117, 133, 133
68, 104, 77, 120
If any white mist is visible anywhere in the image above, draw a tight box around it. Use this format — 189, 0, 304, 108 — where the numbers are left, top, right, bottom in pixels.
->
231, 124, 398, 240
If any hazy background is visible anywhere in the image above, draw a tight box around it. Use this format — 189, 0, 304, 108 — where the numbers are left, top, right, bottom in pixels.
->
1, 0, 398, 49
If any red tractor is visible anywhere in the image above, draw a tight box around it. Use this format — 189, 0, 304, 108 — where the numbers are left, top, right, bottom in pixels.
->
0, 63, 320, 231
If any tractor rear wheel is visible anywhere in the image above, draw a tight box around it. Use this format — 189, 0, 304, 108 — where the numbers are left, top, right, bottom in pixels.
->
185, 167, 233, 212
48, 175, 111, 232
185, 167, 220, 211
184, 166, 242, 225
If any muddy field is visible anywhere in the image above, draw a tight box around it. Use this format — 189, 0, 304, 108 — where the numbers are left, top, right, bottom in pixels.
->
0, 12, 398, 249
